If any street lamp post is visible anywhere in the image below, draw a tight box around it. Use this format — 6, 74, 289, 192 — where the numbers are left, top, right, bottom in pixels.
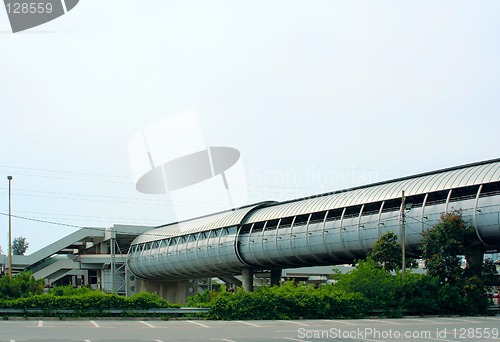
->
7, 175, 12, 277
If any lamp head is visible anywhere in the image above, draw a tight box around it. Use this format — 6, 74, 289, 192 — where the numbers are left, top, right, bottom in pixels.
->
7, 176, 12, 180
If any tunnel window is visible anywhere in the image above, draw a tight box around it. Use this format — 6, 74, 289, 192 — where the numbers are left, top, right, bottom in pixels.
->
425, 189, 450, 205
240, 224, 252, 233
294, 214, 310, 225
449, 185, 480, 201
362, 201, 383, 215
326, 208, 344, 221
266, 219, 280, 230
382, 198, 402, 212
404, 193, 427, 208
480, 181, 500, 197
280, 217, 294, 228
343, 205, 363, 218
252, 221, 265, 232
310, 211, 327, 222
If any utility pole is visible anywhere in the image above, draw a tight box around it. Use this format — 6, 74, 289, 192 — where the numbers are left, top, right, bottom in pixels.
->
401, 190, 406, 276
110, 226, 116, 293
7, 176, 13, 277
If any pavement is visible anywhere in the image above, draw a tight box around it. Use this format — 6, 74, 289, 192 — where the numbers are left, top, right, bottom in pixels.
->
0, 315, 499, 341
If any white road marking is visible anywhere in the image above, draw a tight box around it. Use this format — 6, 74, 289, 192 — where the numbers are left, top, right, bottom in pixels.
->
90, 320, 100, 328
237, 320, 262, 327
322, 319, 356, 326
139, 321, 155, 328
438, 317, 481, 324
186, 320, 210, 328
38, 320, 43, 328
280, 338, 309, 342
280, 320, 309, 326
362, 319, 399, 324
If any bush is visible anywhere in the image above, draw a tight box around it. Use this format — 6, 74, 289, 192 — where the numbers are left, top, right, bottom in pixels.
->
189, 282, 369, 320
0, 290, 179, 317
333, 259, 402, 313
0, 273, 44, 299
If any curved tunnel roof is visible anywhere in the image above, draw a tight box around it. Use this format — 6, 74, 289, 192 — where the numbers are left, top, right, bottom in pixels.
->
131, 158, 500, 245
243, 158, 500, 223
131, 202, 275, 245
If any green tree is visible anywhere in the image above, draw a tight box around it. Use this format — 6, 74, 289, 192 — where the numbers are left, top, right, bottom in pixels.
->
420, 212, 497, 313
0, 272, 44, 299
12, 236, 29, 255
369, 231, 417, 272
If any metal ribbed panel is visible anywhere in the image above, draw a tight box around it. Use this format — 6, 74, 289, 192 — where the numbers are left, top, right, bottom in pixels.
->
480, 163, 500, 183
131, 203, 270, 245
244, 159, 500, 224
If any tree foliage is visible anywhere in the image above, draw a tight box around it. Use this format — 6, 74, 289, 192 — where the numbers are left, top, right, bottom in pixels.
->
12, 236, 29, 256
0, 272, 44, 299
420, 211, 498, 313
369, 231, 417, 272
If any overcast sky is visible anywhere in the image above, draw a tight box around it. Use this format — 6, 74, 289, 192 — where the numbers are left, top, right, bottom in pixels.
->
0, 1, 499, 253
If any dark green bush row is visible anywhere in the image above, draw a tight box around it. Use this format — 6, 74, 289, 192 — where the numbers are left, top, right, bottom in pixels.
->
188, 282, 369, 320
0, 290, 179, 317
334, 259, 492, 316
188, 260, 493, 319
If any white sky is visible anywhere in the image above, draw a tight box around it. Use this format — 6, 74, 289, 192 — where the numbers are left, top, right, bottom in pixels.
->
0, 1, 499, 253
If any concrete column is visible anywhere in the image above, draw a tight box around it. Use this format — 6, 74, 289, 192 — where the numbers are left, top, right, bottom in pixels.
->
242, 268, 254, 292
270, 269, 282, 286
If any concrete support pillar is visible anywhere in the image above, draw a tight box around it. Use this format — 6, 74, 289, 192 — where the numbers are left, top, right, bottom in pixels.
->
270, 269, 282, 286
242, 268, 254, 292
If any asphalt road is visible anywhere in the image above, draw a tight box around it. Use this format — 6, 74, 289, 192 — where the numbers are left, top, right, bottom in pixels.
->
0, 315, 499, 341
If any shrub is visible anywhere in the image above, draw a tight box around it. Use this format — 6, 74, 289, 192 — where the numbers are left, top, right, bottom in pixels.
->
0, 273, 44, 299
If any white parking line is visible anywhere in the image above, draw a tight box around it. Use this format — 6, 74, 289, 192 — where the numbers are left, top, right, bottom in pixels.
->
322, 319, 357, 326
438, 317, 481, 324
280, 320, 309, 326
237, 320, 262, 327
90, 320, 100, 328
139, 321, 155, 328
186, 320, 210, 328
402, 318, 432, 323
362, 319, 399, 325
280, 337, 309, 342
38, 320, 43, 328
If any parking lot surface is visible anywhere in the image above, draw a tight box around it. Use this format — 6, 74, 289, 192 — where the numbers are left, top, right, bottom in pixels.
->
0, 315, 499, 341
